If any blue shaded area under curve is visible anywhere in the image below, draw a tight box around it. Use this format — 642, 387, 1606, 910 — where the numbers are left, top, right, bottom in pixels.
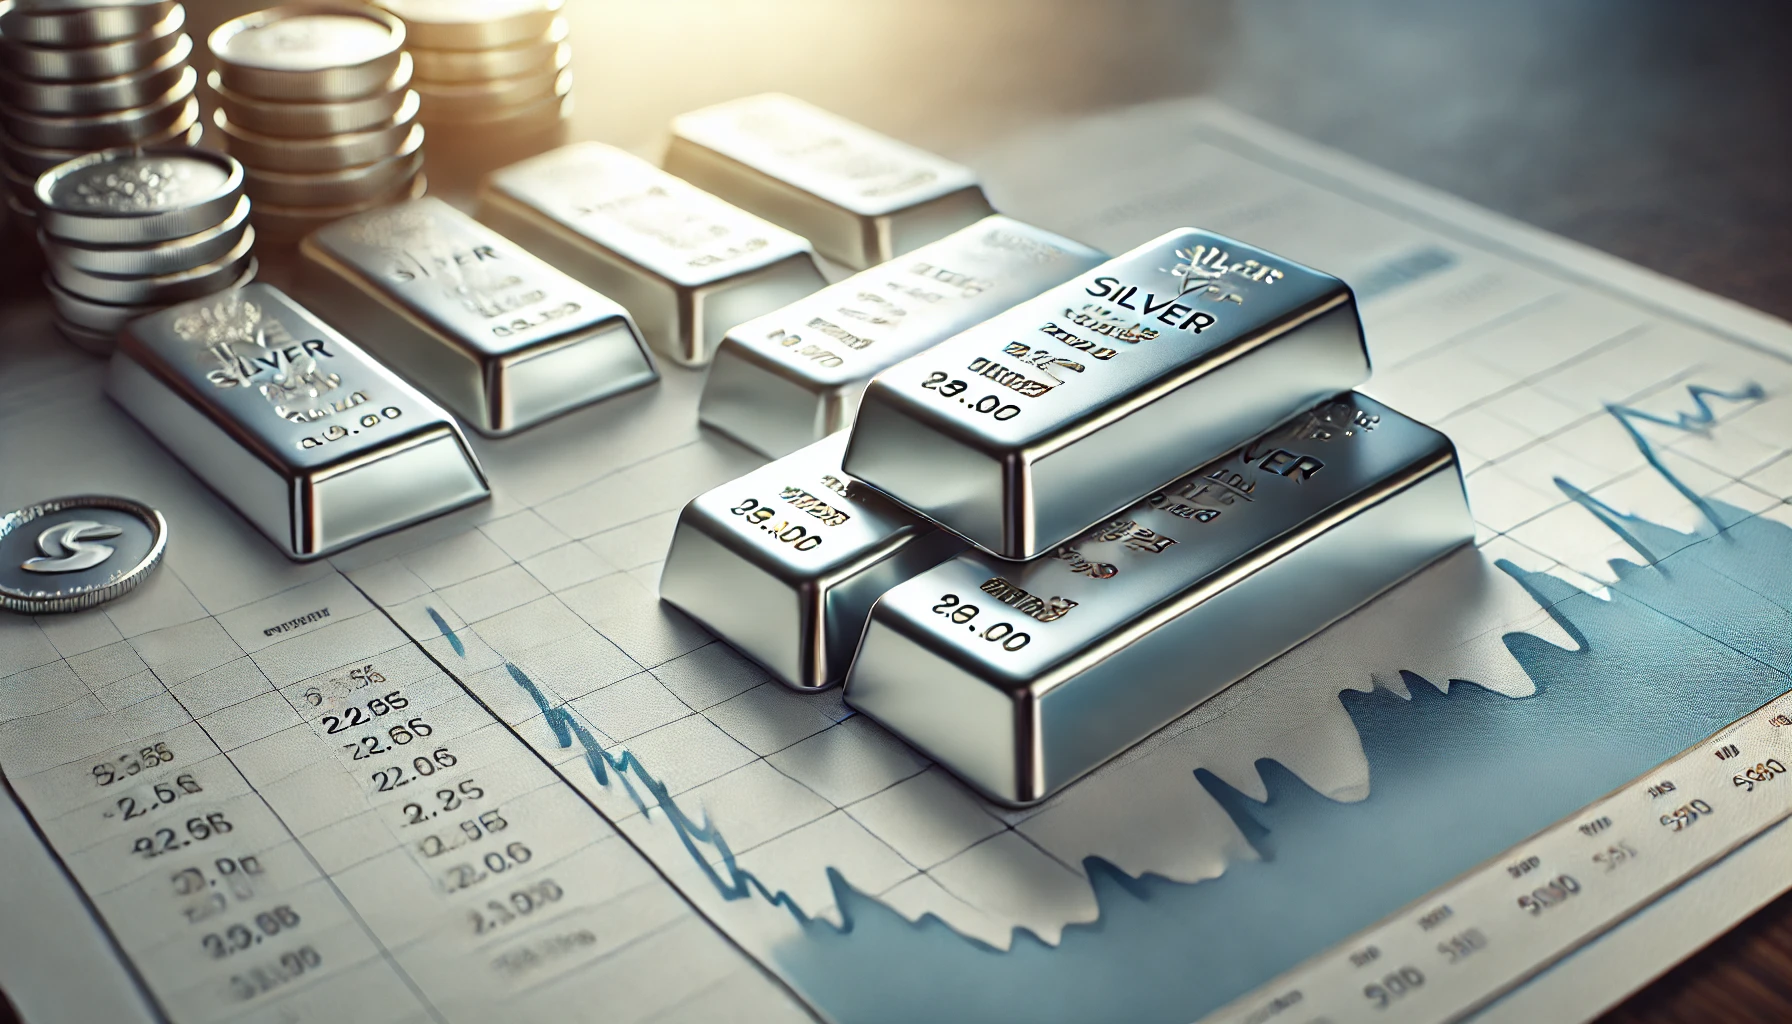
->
435, 384, 1792, 1024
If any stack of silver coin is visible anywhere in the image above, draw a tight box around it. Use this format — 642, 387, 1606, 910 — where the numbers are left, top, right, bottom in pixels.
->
207, 4, 424, 245
377, 0, 567, 186
0, 0, 201, 232
37, 146, 255, 352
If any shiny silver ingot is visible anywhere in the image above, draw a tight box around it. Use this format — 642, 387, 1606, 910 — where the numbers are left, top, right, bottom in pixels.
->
700, 215, 1105, 459
106, 283, 490, 560
847, 393, 1473, 805
842, 228, 1373, 559
297, 197, 658, 436
476, 141, 825, 366
660, 432, 965, 691
207, 5, 406, 103
666, 93, 994, 270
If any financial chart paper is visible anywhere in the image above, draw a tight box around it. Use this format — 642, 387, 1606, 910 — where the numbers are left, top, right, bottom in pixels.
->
6, 99, 1792, 1023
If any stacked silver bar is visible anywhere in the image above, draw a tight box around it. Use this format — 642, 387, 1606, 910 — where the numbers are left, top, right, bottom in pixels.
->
376, 0, 568, 138
847, 394, 1474, 805
661, 206, 1475, 804
106, 282, 489, 559
699, 215, 1105, 459
207, 4, 424, 245
0, 0, 200, 230
295, 196, 658, 436
37, 146, 255, 351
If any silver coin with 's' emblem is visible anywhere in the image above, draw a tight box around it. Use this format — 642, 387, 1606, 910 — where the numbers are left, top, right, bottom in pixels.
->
0, 495, 167, 613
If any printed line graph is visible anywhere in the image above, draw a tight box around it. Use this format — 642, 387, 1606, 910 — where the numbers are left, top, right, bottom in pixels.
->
403, 380, 1792, 1023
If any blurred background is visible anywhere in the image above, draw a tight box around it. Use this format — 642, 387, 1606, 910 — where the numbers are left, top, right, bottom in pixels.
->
158, 0, 1792, 322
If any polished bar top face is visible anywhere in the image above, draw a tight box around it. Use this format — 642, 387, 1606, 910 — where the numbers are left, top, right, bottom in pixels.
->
857, 393, 1457, 696
115, 283, 466, 473
719, 215, 1105, 390
480, 141, 815, 289
670, 92, 981, 218
301, 196, 640, 360
859, 228, 1355, 453
841, 227, 1371, 557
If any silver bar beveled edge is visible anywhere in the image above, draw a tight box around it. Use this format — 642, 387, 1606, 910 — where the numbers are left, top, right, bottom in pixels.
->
105, 282, 490, 560
666, 92, 994, 271
841, 227, 1373, 560
845, 392, 1474, 805
295, 196, 659, 437
660, 432, 967, 691
699, 214, 1106, 459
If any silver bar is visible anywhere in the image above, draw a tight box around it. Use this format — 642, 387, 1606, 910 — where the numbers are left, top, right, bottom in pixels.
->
106, 283, 490, 560
296, 196, 658, 437
660, 432, 965, 691
477, 141, 826, 366
700, 215, 1105, 459
665, 92, 994, 270
847, 393, 1473, 805
842, 228, 1373, 559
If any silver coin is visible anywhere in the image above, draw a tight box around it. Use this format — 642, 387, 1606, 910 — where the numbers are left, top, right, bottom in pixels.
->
213, 88, 417, 172
0, 32, 191, 116
413, 43, 566, 119
46, 256, 257, 330
52, 311, 116, 354
14, 0, 167, 11
0, 0, 175, 47
379, 0, 561, 51
0, 495, 167, 614
421, 66, 569, 132
43, 194, 248, 276
408, 16, 565, 82
0, 2, 182, 81
1, 64, 194, 149
240, 123, 421, 207
207, 55, 412, 138
2, 96, 199, 175
210, 4, 405, 103
37, 146, 240, 245
49, 224, 254, 304
251, 169, 423, 244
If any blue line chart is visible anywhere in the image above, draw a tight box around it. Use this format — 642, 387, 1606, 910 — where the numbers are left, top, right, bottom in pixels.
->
426, 382, 1790, 1024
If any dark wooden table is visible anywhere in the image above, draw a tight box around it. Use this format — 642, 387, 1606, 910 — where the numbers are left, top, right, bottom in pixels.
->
21, 1, 1792, 1019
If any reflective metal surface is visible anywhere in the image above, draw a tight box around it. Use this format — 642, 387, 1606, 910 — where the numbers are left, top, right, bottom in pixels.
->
0, 495, 167, 614
409, 43, 567, 118
297, 196, 658, 436
206, 56, 412, 138
48, 224, 253, 304
35, 146, 242, 245
666, 92, 994, 270
407, 15, 567, 82
250, 168, 425, 244
847, 393, 1473, 805
1, 97, 198, 174
661, 432, 965, 691
477, 141, 825, 366
211, 88, 417, 172
0, 1, 181, 80
0, 31, 191, 115
106, 283, 489, 560
239, 121, 422, 206
0, 1, 174, 48
842, 228, 1373, 559
0, 63, 195, 149
41, 194, 249, 276
700, 214, 1104, 458
207, 4, 405, 103
378, 0, 563, 51
44, 258, 257, 335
